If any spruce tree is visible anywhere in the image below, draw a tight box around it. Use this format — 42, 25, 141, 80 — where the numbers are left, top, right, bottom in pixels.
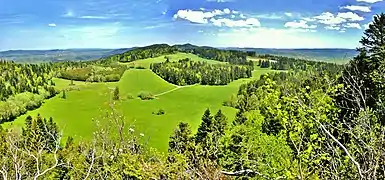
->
213, 110, 227, 136
195, 108, 213, 144
168, 122, 193, 154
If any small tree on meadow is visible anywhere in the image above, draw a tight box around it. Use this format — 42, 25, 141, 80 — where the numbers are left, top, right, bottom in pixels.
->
113, 86, 119, 100
61, 90, 66, 99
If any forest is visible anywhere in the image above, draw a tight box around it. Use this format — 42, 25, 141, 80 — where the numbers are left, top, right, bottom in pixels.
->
102, 44, 178, 63
150, 58, 253, 86
0, 13, 384, 180
0, 61, 57, 123
58, 65, 127, 82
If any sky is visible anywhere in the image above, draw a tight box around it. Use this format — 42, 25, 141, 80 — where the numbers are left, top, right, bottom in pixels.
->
0, 0, 384, 50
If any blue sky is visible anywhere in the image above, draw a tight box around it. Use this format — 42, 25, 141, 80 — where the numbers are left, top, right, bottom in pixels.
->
0, 0, 384, 50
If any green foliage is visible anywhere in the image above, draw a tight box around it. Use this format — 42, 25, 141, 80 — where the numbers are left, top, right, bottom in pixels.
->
59, 65, 126, 82
0, 90, 57, 123
61, 90, 66, 99
257, 54, 344, 73
151, 58, 253, 86
113, 86, 120, 100
175, 44, 251, 65
0, 60, 56, 101
103, 44, 177, 63
137, 91, 154, 100
152, 109, 165, 115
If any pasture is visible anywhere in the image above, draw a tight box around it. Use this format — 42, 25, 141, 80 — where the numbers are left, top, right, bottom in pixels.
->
4, 54, 274, 152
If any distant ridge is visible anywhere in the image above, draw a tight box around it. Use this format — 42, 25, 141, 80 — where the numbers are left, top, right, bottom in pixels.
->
0, 44, 357, 63
222, 47, 357, 62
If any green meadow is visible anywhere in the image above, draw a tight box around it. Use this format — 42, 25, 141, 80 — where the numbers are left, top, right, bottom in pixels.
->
4, 54, 274, 152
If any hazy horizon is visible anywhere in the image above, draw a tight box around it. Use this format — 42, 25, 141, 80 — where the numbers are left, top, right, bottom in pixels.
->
1, 0, 384, 50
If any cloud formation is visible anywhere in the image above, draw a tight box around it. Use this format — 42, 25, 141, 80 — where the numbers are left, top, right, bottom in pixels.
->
313, 12, 364, 25
48, 23, 56, 27
356, 0, 383, 3
343, 23, 362, 29
340, 5, 371, 12
173, 9, 229, 24
173, 8, 261, 28
284, 20, 317, 29
210, 18, 261, 27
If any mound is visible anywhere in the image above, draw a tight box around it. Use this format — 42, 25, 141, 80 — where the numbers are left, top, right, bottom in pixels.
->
118, 69, 176, 96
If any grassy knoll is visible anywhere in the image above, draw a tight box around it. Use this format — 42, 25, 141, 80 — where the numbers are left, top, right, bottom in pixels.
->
118, 69, 176, 98
4, 54, 275, 152
121, 52, 226, 68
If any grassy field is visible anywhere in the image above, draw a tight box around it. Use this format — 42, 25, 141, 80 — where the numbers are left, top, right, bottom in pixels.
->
4, 80, 117, 141
4, 54, 275, 152
121, 52, 226, 68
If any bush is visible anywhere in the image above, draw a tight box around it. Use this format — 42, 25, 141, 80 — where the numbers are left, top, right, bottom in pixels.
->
152, 109, 165, 115
138, 91, 154, 100
135, 66, 146, 69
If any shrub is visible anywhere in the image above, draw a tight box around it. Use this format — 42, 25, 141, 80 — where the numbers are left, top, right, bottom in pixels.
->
135, 66, 146, 69
152, 109, 165, 115
138, 91, 154, 100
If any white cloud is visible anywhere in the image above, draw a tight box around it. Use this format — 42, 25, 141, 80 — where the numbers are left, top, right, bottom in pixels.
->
337, 12, 365, 21
239, 14, 246, 19
284, 20, 317, 29
210, 17, 261, 27
285, 12, 293, 17
313, 12, 364, 25
173, 9, 217, 23
343, 23, 362, 29
48, 23, 56, 27
173, 8, 241, 24
314, 12, 346, 25
80, 16, 109, 19
340, 5, 371, 12
357, 0, 383, 3
232, 10, 239, 14
255, 13, 283, 19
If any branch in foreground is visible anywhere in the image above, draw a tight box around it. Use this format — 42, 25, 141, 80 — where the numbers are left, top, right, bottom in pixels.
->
221, 169, 256, 176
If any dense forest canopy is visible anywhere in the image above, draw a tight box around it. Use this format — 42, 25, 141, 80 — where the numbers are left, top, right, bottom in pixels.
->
151, 58, 253, 86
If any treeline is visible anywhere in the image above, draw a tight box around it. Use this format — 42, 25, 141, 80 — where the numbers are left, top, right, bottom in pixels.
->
102, 44, 177, 63
58, 65, 127, 82
257, 54, 344, 73
151, 58, 253, 86
101, 43, 253, 65
176, 44, 251, 65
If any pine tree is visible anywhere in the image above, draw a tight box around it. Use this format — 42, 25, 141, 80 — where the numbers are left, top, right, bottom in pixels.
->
195, 108, 213, 144
168, 122, 193, 154
213, 110, 227, 136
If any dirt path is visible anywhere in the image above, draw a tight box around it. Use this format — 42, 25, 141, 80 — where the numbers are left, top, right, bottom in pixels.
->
154, 84, 198, 97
